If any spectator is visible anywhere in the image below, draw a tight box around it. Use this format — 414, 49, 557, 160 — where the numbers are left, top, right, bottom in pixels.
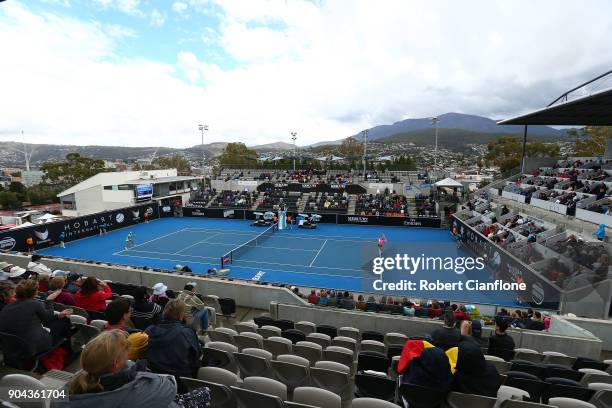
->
594, 224, 606, 241
46, 276, 76, 306
318, 290, 328, 306
27, 254, 53, 276
104, 298, 149, 361
150, 283, 170, 308
65, 273, 82, 294
355, 295, 367, 311
452, 340, 501, 397
132, 286, 162, 323
0, 281, 16, 312
0, 279, 72, 356
0, 261, 27, 281
75, 277, 113, 312
177, 282, 208, 333
307, 290, 318, 305
400, 345, 453, 393
62, 329, 211, 408
431, 311, 462, 350
340, 291, 355, 310
145, 298, 202, 378
488, 316, 515, 361
524, 311, 545, 331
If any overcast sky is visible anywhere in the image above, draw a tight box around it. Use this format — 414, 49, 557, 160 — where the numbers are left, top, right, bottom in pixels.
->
1, 0, 611, 148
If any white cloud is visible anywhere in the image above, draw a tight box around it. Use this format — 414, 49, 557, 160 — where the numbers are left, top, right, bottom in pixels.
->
102, 23, 138, 38
149, 8, 165, 27
172, 2, 188, 15
40, 0, 71, 7
1, 0, 612, 149
93, 0, 143, 17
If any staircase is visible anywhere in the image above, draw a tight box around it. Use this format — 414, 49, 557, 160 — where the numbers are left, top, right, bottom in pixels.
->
347, 194, 357, 215
298, 192, 314, 213
205, 193, 220, 208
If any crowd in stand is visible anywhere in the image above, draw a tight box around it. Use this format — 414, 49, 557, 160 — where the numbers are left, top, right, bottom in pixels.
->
356, 192, 408, 216
209, 190, 258, 208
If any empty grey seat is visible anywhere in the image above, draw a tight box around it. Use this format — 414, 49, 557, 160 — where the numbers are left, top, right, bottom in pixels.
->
197, 366, 239, 387
488, 358, 510, 374
89, 319, 108, 331
338, 327, 360, 341
293, 386, 341, 408
383, 332, 407, 348
206, 341, 239, 373
234, 322, 258, 333
446, 391, 497, 408
351, 398, 402, 408
588, 383, 612, 391
231, 385, 284, 408
68, 314, 87, 325
498, 385, 530, 401
515, 350, 544, 363
294, 341, 323, 366
581, 373, 612, 386
324, 346, 354, 375
243, 376, 287, 400
307, 333, 332, 349
263, 336, 293, 358
271, 356, 310, 396
331, 336, 357, 354
360, 340, 386, 354
295, 321, 316, 336
311, 361, 352, 402
580, 368, 610, 376
548, 397, 597, 408
500, 400, 555, 408
543, 353, 576, 367
257, 325, 282, 339
72, 323, 101, 350
209, 327, 238, 344
234, 348, 273, 378
234, 332, 264, 351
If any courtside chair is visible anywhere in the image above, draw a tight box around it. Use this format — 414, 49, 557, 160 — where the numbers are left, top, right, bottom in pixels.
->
234, 332, 264, 351
351, 398, 402, 408
242, 376, 288, 401
263, 336, 293, 358
293, 387, 341, 408
234, 348, 273, 378
338, 327, 360, 341
179, 377, 235, 408
361, 340, 386, 354
258, 325, 282, 339
445, 392, 497, 408
230, 386, 284, 408
295, 321, 316, 336
294, 341, 323, 366
270, 355, 310, 397
307, 333, 332, 349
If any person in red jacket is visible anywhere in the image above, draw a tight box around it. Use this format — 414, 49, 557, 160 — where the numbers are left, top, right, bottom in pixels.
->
75, 277, 112, 312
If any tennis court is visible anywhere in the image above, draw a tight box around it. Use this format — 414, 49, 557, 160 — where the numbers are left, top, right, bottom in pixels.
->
37, 217, 517, 304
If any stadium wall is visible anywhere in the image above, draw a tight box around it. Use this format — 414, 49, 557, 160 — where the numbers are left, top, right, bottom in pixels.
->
0, 253, 304, 310
271, 302, 603, 358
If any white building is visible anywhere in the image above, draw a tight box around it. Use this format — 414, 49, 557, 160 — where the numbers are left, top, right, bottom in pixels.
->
57, 169, 201, 217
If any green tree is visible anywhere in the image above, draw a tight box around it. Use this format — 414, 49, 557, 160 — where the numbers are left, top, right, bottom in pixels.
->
219, 143, 257, 165
569, 126, 612, 156
41, 153, 107, 189
485, 136, 559, 172
0, 191, 20, 209
27, 184, 62, 205
338, 137, 363, 158
135, 155, 192, 175
8, 181, 25, 194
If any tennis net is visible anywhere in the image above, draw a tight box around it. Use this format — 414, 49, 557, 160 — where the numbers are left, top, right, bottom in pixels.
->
220, 224, 276, 268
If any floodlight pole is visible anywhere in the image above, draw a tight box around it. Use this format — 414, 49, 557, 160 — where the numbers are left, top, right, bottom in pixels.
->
520, 125, 528, 175
198, 124, 208, 173
291, 131, 297, 171
362, 129, 368, 174
431, 116, 440, 173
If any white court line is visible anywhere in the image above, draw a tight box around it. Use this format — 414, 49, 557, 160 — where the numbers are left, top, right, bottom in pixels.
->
183, 227, 376, 244
121, 248, 366, 273
173, 233, 220, 255
309, 239, 328, 267
116, 228, 189, 254
114, 252, 366, 280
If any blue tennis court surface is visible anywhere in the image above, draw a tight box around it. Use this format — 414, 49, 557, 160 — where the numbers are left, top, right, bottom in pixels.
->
38, 217, 516, 305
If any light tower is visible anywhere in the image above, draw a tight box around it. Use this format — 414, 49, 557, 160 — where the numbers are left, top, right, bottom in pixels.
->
362, 129, 368, 174
198, 124, 208, 171
431, 116, 440, 172
290, 131, 297, 171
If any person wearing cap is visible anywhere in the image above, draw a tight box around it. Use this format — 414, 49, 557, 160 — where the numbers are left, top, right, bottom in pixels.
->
177, 282, 208, 333
0, 281, 16, 312
0, 261, 27, 281
149, 283, 169, 308
27, 254, 53, 276
0, 279, 72, 356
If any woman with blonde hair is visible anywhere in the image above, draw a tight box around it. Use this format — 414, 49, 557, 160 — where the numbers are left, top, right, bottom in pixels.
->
63, 330, 210, 408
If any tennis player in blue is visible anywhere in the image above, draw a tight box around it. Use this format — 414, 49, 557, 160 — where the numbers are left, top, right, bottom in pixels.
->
124, 231, 135, 249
